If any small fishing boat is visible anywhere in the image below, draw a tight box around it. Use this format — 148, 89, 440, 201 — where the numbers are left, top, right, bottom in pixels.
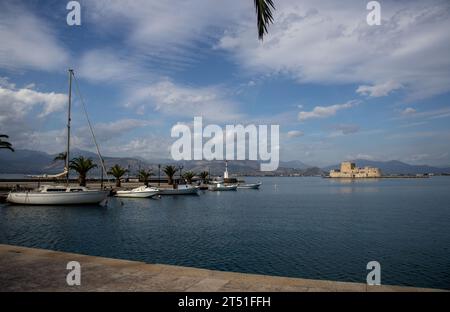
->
237, 182, 262, 189
115, 186, 159, 198
158, 184, 199, 195
208, 183, 238, 191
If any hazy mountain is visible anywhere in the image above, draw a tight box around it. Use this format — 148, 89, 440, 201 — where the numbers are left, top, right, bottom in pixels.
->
324, 159, 450, 175
1, 150, 449, 176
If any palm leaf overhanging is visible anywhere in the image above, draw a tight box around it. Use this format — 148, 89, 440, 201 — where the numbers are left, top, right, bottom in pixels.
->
254, 0, 275, 40
0, 134, 14, 152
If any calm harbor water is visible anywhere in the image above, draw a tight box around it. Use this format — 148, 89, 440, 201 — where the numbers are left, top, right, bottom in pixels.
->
1, 177, 449, 289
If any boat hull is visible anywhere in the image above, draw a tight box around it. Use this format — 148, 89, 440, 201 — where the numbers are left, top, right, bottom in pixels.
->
237, 183, 261, 189
115, 190, 158, 198
208, 185, 238, 191
6, 190, 108, 205
158, 187, 199, 195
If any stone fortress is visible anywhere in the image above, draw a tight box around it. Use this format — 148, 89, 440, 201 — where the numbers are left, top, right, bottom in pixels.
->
329, 162, 381, 178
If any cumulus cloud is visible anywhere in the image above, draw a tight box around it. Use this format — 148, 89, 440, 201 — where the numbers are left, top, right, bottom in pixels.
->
0, 2, 69, 71
128, 79, 243, 122
216, 0, 450, 101
0, 83, 67, 122
356, 80, 402, 97
298, 100, 359, 121
287, 130, 304, 138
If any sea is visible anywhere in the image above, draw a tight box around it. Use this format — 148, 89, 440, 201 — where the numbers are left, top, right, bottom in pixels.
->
1, 176, 449, 289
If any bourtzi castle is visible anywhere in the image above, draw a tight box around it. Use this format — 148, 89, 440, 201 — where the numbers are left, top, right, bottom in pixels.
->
329, 162, 381, 178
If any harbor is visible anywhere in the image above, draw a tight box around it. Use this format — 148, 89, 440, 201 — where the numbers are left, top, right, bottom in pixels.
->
0, 244, 443, 292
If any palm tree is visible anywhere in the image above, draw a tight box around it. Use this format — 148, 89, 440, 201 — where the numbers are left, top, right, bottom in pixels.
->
163, 165, 178, 185
183, 171, 195, 184
0, 134, 14, 152
69, 156, 97, 186
138, 169, 153, 186
108, 164, 128, 187
53, 152, 67, 163
199, 171, 209, 184
254, 0, 275, 40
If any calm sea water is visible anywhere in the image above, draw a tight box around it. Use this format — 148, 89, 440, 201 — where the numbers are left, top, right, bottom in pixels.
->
1, 177, 449, 289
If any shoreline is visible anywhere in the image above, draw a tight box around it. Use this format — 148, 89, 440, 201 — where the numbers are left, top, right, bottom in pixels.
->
0, 244, 445, 292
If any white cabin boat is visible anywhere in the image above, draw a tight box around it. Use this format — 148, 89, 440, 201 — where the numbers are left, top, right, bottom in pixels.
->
115, 186, 159, 198
208, 183, 238, 191
7, 185, 108, 205
237, 182, 262, 189
158, 184, 199, 195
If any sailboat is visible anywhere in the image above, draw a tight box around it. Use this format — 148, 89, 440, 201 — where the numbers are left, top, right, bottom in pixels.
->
7, 69, 109, 205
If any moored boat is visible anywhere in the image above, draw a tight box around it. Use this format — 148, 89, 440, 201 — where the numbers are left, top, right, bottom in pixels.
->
115, 186, 159, 198
7, 185, 108, 205
237, 182, 262, 189
158, 184, 199, 195
208, 183, 238, 191
7, 69, 110, 206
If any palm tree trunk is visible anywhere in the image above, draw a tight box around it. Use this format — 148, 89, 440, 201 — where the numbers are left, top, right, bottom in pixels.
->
79, 174, 86, 187
116, 179, 121, 187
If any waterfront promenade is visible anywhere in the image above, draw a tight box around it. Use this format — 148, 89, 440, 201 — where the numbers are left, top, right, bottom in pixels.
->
0, 244, 443, 292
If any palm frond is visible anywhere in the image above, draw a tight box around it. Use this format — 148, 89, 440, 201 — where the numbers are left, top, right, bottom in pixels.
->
254, 0, 275, 40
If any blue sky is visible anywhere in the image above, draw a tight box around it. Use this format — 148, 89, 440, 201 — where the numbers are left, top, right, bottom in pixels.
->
0, 0, 449, 167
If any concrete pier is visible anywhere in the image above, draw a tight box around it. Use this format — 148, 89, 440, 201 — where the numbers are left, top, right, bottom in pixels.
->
0, 244, 444, 292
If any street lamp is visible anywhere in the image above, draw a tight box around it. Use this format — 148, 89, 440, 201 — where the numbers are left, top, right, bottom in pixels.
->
158, 164, 161, 186
179, 165, 184, 184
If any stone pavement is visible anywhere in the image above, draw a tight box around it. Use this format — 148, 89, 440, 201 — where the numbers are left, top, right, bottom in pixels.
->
0, 244, 444, 292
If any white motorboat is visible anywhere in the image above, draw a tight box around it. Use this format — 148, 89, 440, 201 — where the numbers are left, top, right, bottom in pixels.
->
7, 185, 108, 205
7, 69, 110, 206
237, 182, 262, 189
158, 184, 199, 195
115, 186, 159, 198
208, 183, 238, 191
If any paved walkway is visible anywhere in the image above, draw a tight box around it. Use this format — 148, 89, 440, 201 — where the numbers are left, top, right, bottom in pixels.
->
0, 244, 444, 292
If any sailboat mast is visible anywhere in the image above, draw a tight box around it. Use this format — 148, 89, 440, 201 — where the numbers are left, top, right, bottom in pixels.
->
66, 69, 73, 186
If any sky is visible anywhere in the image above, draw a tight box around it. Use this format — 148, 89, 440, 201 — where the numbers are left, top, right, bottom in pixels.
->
0, 0, 449, 167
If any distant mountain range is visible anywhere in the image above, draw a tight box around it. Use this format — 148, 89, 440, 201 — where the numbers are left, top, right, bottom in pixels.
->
0, 150, 449, 176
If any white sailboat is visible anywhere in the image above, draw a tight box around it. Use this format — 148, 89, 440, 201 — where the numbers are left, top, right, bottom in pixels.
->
7, 69, 108, 205
115, 186, 159, 198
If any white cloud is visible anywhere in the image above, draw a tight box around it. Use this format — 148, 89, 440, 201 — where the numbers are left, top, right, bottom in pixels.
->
85, 0, 251, 70
298, 100, 359, 121
400, 107, 417, 116
128, 79, 243, 122
0, 3, 69, 71
77, 49, 148, 83
329, 124, 360, 137
0, 84, 66, 122
287, 130, 304, 138
356, 80, 402, 97
216, 0, 450, 100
